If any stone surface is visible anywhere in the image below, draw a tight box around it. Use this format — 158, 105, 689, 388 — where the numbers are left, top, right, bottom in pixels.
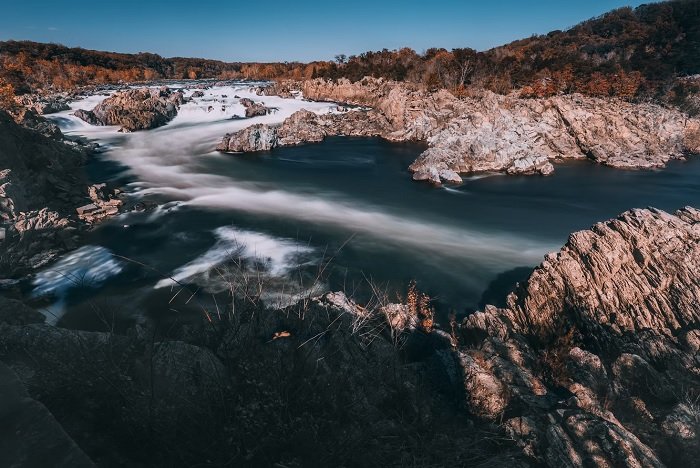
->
217, 108, 387, 152
74, 87, 183, 132
458, 207, 700, 467
0, 110, 118, 276
239, 97, 273, 118
16, 94, 71, 115
250, 78, 700, 185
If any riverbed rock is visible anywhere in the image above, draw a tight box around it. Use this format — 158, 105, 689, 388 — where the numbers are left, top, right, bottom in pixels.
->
458, 206, 700, 467
255, 78, 700, 185
217, 109, 388, 152
76, 183, 123, 224
255, 81, 299, 99
239, 97, 273, 118
16, 94, 71, 115
74, 87, 184, 132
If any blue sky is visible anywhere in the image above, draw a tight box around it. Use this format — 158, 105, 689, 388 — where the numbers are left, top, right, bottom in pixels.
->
1, 0, 651, 62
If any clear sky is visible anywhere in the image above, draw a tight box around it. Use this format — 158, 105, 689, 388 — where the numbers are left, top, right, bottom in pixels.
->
1, 0, 651, 62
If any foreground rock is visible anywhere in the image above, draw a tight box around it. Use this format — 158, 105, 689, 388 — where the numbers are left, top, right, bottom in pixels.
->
0, 361, 95, 468
74, 87, 184, 132
458, 207, 700, 466
241, 78, 700, 185
0, 291, 521, 467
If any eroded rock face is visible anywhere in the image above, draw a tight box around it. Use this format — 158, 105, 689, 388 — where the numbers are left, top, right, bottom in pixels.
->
74, 87, 184, 132
239, 97, 273, 118
458, 207, 700, 467
15, 94, 71, 115
249, 78, 700, 185
217, 109, 387, 152
0, 110, 120, 276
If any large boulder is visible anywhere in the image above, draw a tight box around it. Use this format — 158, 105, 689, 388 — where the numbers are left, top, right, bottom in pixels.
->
458, 207, 700, 466
74, 87, 184, 132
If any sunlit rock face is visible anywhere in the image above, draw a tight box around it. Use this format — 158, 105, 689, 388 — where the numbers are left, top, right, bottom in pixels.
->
74, 87, 184, 132
249, 78, 700, 186
458, 207, 700, 467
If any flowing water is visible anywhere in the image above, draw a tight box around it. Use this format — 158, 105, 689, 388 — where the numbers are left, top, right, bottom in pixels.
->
31, 81, 700, 328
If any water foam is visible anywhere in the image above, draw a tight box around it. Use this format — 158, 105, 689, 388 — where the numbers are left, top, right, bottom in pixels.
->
31, 245, 125, 323
155, 226, 314, 289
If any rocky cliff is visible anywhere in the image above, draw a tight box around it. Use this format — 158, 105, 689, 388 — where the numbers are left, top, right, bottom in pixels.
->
0, 110, 121, 276
74, 87, 183, 132
458, 207, 700, 466
228, 78, 700, 185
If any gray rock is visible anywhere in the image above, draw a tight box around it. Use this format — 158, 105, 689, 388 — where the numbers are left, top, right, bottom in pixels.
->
0, 361, 95, 467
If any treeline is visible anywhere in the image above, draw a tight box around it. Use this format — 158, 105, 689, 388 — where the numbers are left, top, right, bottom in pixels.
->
0, 41, 327, 94
1, 0, 699, 103
316, 0, 700, 101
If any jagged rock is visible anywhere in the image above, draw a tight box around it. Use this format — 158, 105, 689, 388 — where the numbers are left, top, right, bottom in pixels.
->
255, 81, 299, 99
457, 207, 700, 467
76, 183, 123, 223
191, 90, 205, 98
9, 107, 63, 139
217, 109, 387, 153
239, 97, 272, 118
257, 78, 700, 186
217, 123, 278, 152
16, 94, 71, 115
74, 87, 184, 132
0, 109, 103, 275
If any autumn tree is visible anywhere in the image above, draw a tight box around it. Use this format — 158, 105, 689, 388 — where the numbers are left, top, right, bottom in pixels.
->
0, 78, 15, 109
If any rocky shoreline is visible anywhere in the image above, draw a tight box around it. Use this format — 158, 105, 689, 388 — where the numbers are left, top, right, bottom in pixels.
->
0, 205, 698, 466
220, 78, 700, 185
0, 106, 124, 276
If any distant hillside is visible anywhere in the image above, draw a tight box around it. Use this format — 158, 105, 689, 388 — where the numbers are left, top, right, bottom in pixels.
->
488, 0, 700, 97
316, 0, 700, 102
1, 0, 699, 106
0, 41, 323, 94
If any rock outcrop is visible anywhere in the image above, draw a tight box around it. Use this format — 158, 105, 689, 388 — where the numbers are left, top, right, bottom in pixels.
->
217, 108, 388, 152
75, 183, 123, 224
74, 87, 184, 132
15, 94, 71, 115
239, 97, 273, 118
457, 207, 700, 467
243, 78, 700, 185
0, 110, 118, 276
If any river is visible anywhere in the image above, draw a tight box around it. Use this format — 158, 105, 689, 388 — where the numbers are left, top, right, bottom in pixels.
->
33, 80, 700, 328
